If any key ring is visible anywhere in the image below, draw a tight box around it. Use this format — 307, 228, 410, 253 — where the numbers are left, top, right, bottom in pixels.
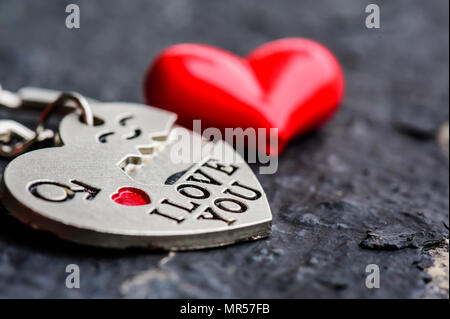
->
36, 92, 94, 134
1, 85, 95, 157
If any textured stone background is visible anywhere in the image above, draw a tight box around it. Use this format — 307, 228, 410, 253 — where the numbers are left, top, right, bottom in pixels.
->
0, 0, 448, 298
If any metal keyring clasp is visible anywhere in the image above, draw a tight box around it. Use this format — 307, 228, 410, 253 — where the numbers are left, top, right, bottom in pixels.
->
36, 92, 94, 134
1, 87, 94, 157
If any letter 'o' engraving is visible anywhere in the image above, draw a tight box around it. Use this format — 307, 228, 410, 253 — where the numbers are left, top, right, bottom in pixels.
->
29, 180, 100, 202
224, 181, 261, 201
29, 181, 75, 202
214, 198, 247, 213
177, 184, 210, 199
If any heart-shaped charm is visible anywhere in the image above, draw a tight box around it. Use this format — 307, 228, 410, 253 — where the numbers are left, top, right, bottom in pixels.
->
144, 38, 345, 154
2, 103, 272, 250
111, 187, 151, 206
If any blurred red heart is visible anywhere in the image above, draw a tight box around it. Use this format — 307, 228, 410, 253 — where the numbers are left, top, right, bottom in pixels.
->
111, 187, 151, 206
144, 38, 345, 154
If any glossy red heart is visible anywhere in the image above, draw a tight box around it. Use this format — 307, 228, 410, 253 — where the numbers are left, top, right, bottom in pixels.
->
111, 187, 151, 206
144, 38, 345, 154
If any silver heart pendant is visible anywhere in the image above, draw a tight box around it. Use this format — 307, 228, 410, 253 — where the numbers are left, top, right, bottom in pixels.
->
1, 101, 272, 250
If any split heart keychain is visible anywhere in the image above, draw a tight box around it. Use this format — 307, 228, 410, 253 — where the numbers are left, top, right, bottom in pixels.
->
0, 86, 272, 250
0, 38, 344, 250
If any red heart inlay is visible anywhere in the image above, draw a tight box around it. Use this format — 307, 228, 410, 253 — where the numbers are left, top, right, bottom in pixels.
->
144, 38, 345, 154
111, 187, 151, 206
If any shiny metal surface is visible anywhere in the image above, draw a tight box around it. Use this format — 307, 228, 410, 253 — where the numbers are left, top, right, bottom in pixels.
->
1, 102, 272, 250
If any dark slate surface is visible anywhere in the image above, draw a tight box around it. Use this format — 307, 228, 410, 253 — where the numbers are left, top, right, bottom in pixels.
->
0, 0, 448, 298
